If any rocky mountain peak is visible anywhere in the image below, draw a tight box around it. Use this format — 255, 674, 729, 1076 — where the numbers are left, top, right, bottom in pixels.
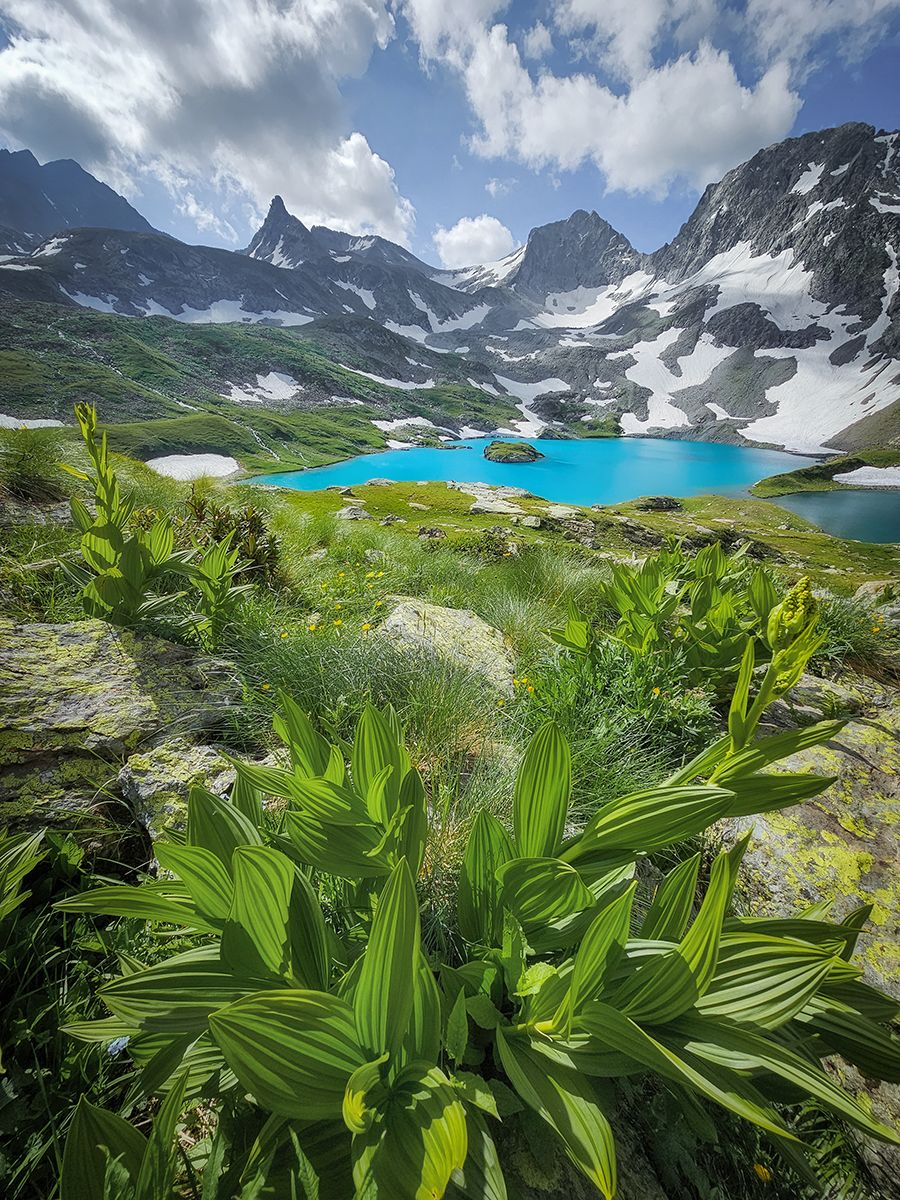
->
510, 207, 641, 300
0, 147, 155, 240
245, 194, 316, 267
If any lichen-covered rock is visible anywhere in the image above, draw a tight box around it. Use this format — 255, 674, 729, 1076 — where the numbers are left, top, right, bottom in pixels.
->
764, 671, 870, 727
118, 737, 235, 839
335, 505, 369, 520
0, 619, 238, 758
471, 496, 522, 515
378, 597, 515, 694
721, 701, 900, 1000
0, 619, 239, 825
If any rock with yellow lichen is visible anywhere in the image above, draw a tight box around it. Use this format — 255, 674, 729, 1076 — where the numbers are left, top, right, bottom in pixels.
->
722, 698, 899, 999
0, 619, 240, 828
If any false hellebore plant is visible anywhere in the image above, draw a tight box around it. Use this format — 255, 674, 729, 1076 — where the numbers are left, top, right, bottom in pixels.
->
58, 583, 900, 1199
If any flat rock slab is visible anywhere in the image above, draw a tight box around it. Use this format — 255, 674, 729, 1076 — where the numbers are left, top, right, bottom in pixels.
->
721, 701, 900, 1001
0, 619, 239, 759
378, 597, 515, 694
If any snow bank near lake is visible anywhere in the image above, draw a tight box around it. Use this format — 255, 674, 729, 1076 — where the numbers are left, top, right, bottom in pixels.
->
146, 453, 240, 480
833, 466, 900, 487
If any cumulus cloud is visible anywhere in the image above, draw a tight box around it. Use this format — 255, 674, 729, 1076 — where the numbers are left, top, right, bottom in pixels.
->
399, 0, 898, 198
0, 0, 415, 244
522, 21, 553, 60
433, 213, 515, 267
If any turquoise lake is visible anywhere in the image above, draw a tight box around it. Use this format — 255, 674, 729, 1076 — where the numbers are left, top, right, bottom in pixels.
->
253, 437, 900, 544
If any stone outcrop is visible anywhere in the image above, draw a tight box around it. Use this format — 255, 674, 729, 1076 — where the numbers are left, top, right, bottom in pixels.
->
377, 597, 515, 693
0, 619, 240, 829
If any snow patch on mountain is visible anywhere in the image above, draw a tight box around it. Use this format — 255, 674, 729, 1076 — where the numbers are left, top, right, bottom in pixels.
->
224, 372, 303, 404
791, 162, 825, 194
619, 330, 733, 433
339, 365, 436, 390
494, 375, 570, 402
335, 280, 375, 309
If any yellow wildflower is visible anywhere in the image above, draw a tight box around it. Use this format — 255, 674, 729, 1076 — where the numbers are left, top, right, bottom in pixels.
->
527, 685, 535, 694
375, 600, 383, 608
308, 623, 318, 632
365, 570, 375, 578
334, 618, 343, 627
753, 1164, 772, 1183
872, 625, 881, 633
261, 683, 271, 691
652, 686, 661, 696
362, 623, 372, 632
280, 631, 289, 639
497, 699, 505, 707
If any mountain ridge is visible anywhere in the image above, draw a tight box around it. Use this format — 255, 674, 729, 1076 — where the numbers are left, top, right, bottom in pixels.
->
0, 121, 897, 455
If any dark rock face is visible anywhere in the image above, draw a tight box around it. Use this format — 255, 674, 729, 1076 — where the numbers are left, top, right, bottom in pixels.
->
0, 147, 155, 239
505, 209, 641, 300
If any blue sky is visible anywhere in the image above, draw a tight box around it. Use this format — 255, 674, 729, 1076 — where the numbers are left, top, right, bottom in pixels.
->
0, 1, 898, 264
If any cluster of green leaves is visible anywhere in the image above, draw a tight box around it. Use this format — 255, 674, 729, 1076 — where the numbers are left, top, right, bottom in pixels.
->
61, 404, 253, 647
55, 585, 900, 1199
550, 542, 786, 684
181, 485, 280, 584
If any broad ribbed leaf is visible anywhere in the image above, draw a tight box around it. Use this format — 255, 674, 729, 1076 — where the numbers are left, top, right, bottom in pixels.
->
210, 991, 364, 1119
497, 857, 593, 931
287, 869, 330, 990
134, 1070, 188, 1200
579, 1003, 790, 1138
55, 885, 213, 930
723, 773, 835, 817
61, 1095, 146, 1200
568, 883, 636, 1023
351, 1066, 467, 1200
355, 858, 420, 1061
154, 843, 233, 922
275, 693, 332, 777
453, 1110, 508, 1200
640, 854, 700, 941
715, 720, 846, 781
696, 935, 834, 1029
793, 996, 900, 1083
284, 811, 391, 878
398, 767, 428, 875
610, 840, 746, 1024
570, 785, 735, 856
496, 1029, 616, 1199
405, 953, 443, 1063
100, 946, 273, 1034
353, 703, 402, 821
343, 1055, 388, 1134
458, 810, 513, 946
446, 988, 469, 1065
675, 1016, 900, 1143
513, 723, 571, 859
222, 847, 294, 978
289, 777, 372, 824
187, 786, 262, 870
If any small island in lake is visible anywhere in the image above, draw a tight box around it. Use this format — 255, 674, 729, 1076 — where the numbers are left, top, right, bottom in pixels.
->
483, 440, 545, 463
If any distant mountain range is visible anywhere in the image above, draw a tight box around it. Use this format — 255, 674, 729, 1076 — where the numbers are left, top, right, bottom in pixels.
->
0, 122, 898, 454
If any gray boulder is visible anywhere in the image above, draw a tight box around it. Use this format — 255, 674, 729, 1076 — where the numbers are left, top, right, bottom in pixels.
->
377, 597, 515, 694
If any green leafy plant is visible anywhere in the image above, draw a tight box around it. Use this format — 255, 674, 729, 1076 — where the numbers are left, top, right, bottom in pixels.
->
185, 532, 254, 650
62, 404, 192, 624
55, 583, 900, 1200
181, 485, 280, 584
551, 542, 782, 685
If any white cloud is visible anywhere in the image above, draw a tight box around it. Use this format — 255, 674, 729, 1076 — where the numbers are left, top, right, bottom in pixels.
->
745, 0, 900, 74
485, 176, 515, 197
522, 21, 553, 60
433, 213, 515, 267
0, 0, 415, 244
400, 0, 898, 198
460, 27, 800, 193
